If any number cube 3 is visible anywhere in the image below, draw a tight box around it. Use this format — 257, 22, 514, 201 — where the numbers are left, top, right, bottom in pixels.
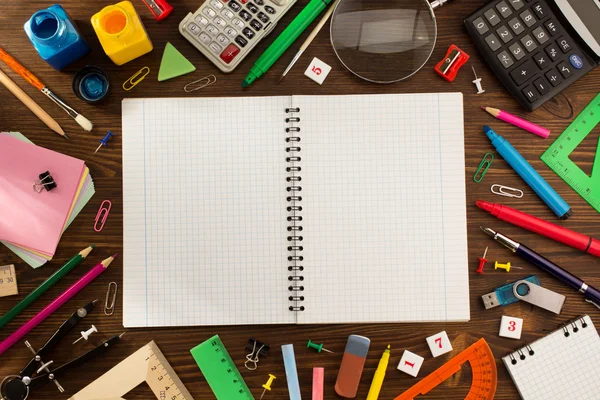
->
397, 350, 424, 377
499, 315, 523, 339
426, 331, 453, 357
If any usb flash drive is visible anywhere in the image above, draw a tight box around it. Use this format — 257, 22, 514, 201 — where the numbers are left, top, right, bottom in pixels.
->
481, 275, 540, 309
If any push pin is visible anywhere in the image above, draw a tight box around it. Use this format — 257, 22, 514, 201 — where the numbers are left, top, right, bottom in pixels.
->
307, 339, 333, 353
476, 246, 488, 274
259, 374, 276, 400
245, 338, 270, 370
33, 171, 57, 192
472, 66, 485, 94
95, 131, 114, 154
73, 325, 97, 344
494, 261, 523, 272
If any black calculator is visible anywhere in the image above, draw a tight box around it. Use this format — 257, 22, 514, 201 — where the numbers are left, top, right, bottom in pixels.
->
465, 0, 600, 111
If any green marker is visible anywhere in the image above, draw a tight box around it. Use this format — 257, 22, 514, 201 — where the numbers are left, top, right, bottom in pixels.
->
0, 245, 94, 329
242, 0, 333, 88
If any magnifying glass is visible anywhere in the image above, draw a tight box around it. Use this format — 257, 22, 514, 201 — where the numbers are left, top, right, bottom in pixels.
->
330, 0, 454, 83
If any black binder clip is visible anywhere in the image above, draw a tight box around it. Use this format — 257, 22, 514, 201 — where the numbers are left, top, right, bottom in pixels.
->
33, 171, 57, 193
245, 338, 269, 371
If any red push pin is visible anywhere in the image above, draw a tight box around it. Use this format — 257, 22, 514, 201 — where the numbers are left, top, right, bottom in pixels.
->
476, 246, 488, 274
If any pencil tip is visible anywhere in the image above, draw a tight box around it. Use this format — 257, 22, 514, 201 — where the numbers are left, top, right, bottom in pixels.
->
63, 133, 70, 140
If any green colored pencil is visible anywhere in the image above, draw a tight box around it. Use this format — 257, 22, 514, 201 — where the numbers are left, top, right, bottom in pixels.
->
0, 245, 95, 329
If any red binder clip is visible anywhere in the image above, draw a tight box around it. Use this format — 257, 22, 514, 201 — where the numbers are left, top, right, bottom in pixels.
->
141, 0, 173, 21
434, 45, 470, 82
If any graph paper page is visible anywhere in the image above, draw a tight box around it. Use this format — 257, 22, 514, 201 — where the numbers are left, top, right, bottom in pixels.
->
122, 97, 293, 327
503, 315, 600, 400
295, 93, 469, 323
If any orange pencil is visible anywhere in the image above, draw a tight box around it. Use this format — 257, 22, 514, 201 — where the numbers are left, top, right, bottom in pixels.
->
0, 46, 92, 131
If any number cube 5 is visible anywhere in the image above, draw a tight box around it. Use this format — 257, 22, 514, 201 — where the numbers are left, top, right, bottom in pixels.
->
304, 57, 332, 85
499, 315, 523, 339
426, 331, 453, 357
397, 350, 425, 377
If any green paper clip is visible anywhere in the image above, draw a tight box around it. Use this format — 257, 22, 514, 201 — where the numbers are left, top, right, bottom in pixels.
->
474, 152, 494, 183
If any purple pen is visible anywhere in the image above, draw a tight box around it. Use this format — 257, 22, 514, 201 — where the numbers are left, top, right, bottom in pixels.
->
482, 227, 600, 309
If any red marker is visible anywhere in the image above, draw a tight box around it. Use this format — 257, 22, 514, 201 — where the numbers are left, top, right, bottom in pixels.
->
476, 200, 600, 257
476, 247, 488, 274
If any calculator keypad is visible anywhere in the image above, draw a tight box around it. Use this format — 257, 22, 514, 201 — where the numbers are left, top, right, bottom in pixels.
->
464, 0, 596, 110
180, 0, 296, 72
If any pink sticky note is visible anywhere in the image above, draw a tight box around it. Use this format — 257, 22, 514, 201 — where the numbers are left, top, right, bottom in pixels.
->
313, 367, 324, 400
0, 134, 86, 256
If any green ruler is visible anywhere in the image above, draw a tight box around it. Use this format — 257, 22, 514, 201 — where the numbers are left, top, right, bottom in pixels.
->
191, 335, 255, 400
541, 93, 600, 213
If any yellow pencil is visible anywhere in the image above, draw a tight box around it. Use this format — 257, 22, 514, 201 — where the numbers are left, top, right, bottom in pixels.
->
0, 69, 67, 139
366, 345, 390, 400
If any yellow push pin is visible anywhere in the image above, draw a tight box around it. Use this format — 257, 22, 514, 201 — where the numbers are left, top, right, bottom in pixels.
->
494, 261, 523, 272
260, 374, 276, 400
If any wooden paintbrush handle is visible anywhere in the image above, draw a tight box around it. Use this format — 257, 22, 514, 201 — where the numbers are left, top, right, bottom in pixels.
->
0, 47, 45, 91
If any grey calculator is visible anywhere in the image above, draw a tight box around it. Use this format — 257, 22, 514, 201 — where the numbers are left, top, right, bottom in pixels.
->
180, 0, 297, 73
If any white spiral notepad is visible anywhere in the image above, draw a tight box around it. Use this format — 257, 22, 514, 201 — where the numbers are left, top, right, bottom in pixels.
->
503, 315, 600, 400
122, 93, 469, 327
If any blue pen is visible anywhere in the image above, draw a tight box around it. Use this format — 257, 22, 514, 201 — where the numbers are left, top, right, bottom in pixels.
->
484, 125, 571, 219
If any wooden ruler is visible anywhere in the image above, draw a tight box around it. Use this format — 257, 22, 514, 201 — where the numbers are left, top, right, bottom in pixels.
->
541, 93, 600, 213
0, 265, 18, 297
394, 339, 497, 400
69, 341, 194, 400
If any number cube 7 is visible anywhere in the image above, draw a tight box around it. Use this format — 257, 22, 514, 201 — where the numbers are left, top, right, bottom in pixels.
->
499, 315, 523, 339
426, 331, 453, 357
397, 350, 425, 377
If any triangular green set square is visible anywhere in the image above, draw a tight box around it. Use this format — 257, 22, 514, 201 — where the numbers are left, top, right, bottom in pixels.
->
158, 43, 196, 82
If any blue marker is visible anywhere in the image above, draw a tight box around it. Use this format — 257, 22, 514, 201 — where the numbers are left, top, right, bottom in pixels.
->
484, 125, 571, 219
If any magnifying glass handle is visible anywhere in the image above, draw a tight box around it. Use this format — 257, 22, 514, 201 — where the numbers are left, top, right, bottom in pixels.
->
430, 0, 454, 10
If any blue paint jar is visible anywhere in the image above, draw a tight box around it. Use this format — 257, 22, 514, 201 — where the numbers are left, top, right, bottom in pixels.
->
24, 5, 90, 70
73, 66, 110, 103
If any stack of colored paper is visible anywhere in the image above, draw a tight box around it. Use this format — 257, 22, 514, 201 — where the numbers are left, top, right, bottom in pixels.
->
0, 132, 95, 268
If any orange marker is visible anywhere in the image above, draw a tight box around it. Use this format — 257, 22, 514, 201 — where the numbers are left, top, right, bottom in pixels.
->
476, 247, 488, 274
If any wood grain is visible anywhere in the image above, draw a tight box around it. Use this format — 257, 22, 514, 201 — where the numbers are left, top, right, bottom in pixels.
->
1, 1, 599, 399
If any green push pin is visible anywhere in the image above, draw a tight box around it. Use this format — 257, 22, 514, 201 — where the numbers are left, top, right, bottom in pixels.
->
307, 340, 333, 353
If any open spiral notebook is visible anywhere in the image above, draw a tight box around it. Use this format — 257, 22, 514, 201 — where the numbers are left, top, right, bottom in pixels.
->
122, 93, 469, 327
503, 315, 600, 400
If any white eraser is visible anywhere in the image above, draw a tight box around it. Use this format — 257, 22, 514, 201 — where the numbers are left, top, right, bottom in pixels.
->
397, 350, 424, 377
426, 331, 453, 357
499, 315, 523, 339
304, 57, 331, 85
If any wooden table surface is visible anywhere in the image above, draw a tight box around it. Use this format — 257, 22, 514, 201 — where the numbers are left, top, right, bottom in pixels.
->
1, 0, 599, 399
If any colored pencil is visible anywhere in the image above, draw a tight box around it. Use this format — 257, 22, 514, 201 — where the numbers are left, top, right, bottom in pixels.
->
482, 106, 550, 138
0, 245, 94, 329
0, 254, 116, 356
0, 69, 67, 138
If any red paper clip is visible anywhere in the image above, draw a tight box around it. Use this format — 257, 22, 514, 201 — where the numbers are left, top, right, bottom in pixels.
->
435, 45, 470, 82
94, 200, 112, 232
141, 0, 173, 21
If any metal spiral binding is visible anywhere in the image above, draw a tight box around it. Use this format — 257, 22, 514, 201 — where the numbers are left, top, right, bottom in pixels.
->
285, 107, 304, 312
508, 317, 589, 364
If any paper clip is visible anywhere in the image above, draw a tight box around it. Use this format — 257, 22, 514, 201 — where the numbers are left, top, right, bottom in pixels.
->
245, 338, 270, 370
33, 171, 57, 192
184, 74, 217, 92
474, 152, 494, 183
94, 200, 112, 232
104, 282, 117, 316
123, 67, 150, 91
491, 184, 524, 198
